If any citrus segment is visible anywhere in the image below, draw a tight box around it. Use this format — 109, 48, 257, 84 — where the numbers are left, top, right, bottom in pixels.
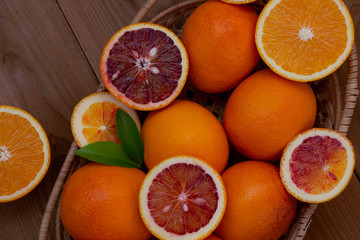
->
139, 156, 226, 240
256, 0, 354, 81
71, 92, 140, 148
0, 106, 50, 202
101, 23, 188, 110
280, 128, 355, 203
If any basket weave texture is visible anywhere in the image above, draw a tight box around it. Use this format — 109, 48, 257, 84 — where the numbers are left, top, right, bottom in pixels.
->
38, 0, 359, 239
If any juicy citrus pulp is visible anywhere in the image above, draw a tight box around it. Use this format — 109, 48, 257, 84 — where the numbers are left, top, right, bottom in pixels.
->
71, 92, 140, 148
100, 23, 188, 110
139, 156, 226, 240
280, 128, 355, 203
0, 106, 50, 202
256, 0, 354, 81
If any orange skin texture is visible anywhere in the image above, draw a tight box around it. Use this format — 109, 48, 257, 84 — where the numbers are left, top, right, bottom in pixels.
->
141, 99, 229, 173
181, 0, 259, 93
215, 161, 297, 240
60, 163, 151, 240
223, 69, 317, 161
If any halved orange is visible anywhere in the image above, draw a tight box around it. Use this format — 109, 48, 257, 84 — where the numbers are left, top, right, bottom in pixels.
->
280, 128, 355, 203
256, 0, 354, 82
0, 106, 50, 202
71, 92, 140, 148
100, 23, 189, 111
139, 156, 226, 240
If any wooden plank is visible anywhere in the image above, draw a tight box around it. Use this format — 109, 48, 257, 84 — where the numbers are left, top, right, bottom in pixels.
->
305, 175, 360, 240
0, 0, 99, 239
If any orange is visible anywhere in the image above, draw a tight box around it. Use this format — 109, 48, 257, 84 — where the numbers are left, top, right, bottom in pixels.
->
60, 163, 151, 240
256, 0, 354, 81
223, 69, 317, 161
280, 128, 355, 203
0, 106, 50, 202
71, 92, 141, 148
221, 0, 255, 3
141, 99, 229, 173
215, 161, 297, 240
139, 156, 226, 240
181, 0, 259, 93
100, 23, 188, 111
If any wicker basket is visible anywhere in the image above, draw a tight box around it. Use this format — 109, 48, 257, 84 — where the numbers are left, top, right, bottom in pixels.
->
38, 0, 359, 239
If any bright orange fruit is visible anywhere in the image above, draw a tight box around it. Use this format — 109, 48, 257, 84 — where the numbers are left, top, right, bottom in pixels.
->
223, 69, 317, 161
215, 161, 297, 240
60, 163, 151, 240
0, 106, 50, 202
141, 99, 229, 173
181, 0, 259, 93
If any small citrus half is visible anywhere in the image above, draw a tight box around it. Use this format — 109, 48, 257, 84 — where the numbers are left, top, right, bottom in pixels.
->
256, 0, 354, 81
0, 106, 50, 202
139, 156, 227, 240
100, 23, 189, 111
280, 128, 355, 203
221, 0, 256, 4
71, 92, 140, 148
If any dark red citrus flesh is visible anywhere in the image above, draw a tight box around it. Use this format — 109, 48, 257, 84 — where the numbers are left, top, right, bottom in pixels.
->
106, 28, 183, 104
290, 135, 347, 194
147, 163, 219, 235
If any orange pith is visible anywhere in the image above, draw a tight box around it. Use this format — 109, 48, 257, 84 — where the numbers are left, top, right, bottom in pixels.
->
0, 106, 50, 202
256, 0, 354, 81
290, 135, 347, 195
82, 101, 119, 144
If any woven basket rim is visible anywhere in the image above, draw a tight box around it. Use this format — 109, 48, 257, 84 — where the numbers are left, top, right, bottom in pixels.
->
38, 0, 359, 239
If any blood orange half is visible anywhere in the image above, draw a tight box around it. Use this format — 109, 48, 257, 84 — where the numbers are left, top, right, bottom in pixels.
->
139, 156, 226, 240
280, 128, 355, 203
100, 23, 189, 111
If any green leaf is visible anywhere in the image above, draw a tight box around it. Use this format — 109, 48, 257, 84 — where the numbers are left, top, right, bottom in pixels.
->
75, 141, 140, 168
116, 108, 144, 164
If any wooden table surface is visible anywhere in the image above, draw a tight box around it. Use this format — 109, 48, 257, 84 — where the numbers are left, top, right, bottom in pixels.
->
0, 0, 359, 239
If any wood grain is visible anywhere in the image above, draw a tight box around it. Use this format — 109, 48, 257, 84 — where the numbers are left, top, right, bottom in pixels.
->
0, 0, 359, 239
0, 0, 98, 239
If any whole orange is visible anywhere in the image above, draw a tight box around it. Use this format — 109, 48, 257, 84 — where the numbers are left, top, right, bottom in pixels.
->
205, 234, 222, 240
60, 163, 151, 240
141, 99, 229, 173
181, 0, 259, 93
223, 69, 317, 161
215, 161, 297, 240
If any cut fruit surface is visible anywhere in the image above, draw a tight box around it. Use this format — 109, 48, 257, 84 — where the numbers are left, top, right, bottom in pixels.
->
100, 23, 188, 111
139, 156, 226, 240
71, 92, 140, 148
255, 0, 354, 82
280, 128, 355, 203
0, 106, 50, 202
